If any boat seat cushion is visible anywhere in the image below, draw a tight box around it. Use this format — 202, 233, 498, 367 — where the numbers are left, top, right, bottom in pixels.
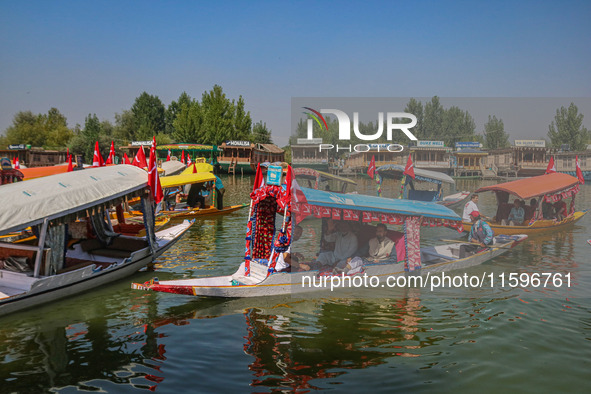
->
109, 237, 148, 251
80, 238, 103, 252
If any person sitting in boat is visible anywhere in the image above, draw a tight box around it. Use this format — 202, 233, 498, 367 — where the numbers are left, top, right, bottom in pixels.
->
299, 220, 358, 271
553, 198, 567, 221
528, 198, 539, 220
542, 199, 555, 219
275, 225, 304, 273
186, 183, 206, 208
462, 194, 480, 222
366, 223, 395, 263
502, 199, 525, 226
460, 211, 494, 258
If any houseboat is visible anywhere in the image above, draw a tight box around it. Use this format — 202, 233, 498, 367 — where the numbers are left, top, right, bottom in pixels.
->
218, 141, 284, 175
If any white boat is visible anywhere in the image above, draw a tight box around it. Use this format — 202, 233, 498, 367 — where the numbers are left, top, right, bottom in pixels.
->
0, 165, 193, 316
132, 166, 527, 297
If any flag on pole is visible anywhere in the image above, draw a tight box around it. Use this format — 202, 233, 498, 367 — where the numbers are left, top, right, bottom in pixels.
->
403, 153, 415, 179
576, 155, 585, 184
187, 154, 192, 166
132, 146, 148, 168
545, 156, 556, 174
367, 155, 376, 179
181, 150, 185, 164
123, 153, 131, 165
106, 141, 116, 164
148, 136, 163, 204
92, 141, 105, 167
253, 163, 264, 191
14, 157, 20, 169
192, 163, 197, 173
67, 154, 73, 172
166, 150, 171, 161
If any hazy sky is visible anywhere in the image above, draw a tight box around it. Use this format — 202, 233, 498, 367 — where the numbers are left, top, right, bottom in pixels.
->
1, 1, 590, 147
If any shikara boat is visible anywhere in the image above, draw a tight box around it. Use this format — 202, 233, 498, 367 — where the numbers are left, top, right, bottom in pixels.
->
156, 172, 247, 220
463, 172, 587, 236
376, 164, 470, 207
0, 165, 193, 316
132, 166, 526, 297
294, 167, 356, 193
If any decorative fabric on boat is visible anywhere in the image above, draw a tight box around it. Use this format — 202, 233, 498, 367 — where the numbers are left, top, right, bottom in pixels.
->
543, 184, 580, 203
267, 214, 292, 274
89, 206, 119, 246
404, 216, 422, 272
252, 197, 277, 260
141, 195, 157, 253
45, 223, 67, 275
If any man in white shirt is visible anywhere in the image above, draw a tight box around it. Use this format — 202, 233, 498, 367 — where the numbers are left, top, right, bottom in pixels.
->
300, 220, 358, 271
367, 223, 395, 262
462, 194, 480, 222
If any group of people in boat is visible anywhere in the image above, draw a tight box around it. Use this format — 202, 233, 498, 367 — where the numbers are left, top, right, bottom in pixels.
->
275, 220, 402, 274
165, 178, 225, 211
462, 193, 570, 227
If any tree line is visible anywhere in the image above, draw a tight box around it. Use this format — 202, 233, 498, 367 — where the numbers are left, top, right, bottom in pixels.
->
291, 96, 590, 153
0, 85, 273, 161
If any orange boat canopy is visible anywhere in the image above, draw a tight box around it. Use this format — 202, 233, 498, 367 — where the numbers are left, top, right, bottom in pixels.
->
475, 173, 580, 199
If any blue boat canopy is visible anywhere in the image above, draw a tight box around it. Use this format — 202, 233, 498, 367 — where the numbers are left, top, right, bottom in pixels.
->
300, 187, 461, 221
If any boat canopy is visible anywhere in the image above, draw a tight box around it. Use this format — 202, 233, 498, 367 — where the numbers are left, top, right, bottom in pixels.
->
0, 165, 148, 235
180, 162, 214, 174
20, 165, 72, 180
160, 160, 186, 176
160, 172, 216, 189
299, 187, 461, 221
475, 173, 580, 199
376, 164, 455, 184
294, 168, 357, 186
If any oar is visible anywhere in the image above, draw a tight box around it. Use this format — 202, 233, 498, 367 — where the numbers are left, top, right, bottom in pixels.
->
439, 239, 514, 249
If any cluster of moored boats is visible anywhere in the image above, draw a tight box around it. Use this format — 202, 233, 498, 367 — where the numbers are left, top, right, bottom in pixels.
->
0, 156, 587, 316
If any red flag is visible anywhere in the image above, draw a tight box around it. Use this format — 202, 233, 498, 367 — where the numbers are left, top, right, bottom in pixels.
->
192, 163, 197, 173
148, 137, 163, 204
545, 156, 556, 174
14, 157, 20, 169
123, 153, 131, 165
106, 141, 115, 164
403, 153, 415, 179
166, 150, 171, 162
367, 155, 376, 179
66, 148, 69, 158
93, 141, 105, 167
12, 157, 16, 166
253, 163, 264, 191
576, 155, 585, 184
132, 146, 148, 168
187, 154, 192, 166
181, 150, 185, 164
67, 154, 73, 172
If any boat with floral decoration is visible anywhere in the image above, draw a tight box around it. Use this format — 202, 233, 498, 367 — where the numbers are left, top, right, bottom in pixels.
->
131, 164, 527, 297
463, 172, 587, 236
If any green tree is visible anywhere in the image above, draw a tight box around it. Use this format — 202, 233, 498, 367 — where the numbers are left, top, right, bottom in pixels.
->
200, 85, 236, 144
43, 108, 73, 148
252, 121, 272, 144
423, 96, 444, 139
165, 92, 192, 135
233, 96, 253, 141
404, 98, 424, 139
547, 102, 589, 151
483, 115, 510, 149
69, 114, 106, 162
173, 100, 202, 143
131, 92, 166, 140
113, 110, 136, 144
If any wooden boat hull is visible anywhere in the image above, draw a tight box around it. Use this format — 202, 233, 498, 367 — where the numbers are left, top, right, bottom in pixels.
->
438, 191, 470, 208
132, 235, 527, 298
159, 204, 248, 220
462, 210, 587, 235
0, 221, 193, 316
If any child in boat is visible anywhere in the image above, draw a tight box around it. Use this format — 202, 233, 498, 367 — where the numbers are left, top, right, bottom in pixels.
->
275, 225, 304, 273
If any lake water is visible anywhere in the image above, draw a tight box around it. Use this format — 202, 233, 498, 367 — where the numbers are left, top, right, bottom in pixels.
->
1, 175, 590, 393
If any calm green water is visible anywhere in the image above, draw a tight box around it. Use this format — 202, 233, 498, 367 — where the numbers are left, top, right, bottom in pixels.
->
1, 176, 590, 393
